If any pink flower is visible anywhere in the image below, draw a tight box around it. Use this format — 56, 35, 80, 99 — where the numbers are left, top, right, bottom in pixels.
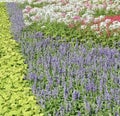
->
60, 0, 69, 5
25, 6, 32, 13
34, 15, 40, 21
93, 18, 100, 24
73, 16, 80, 20
109, 0, 113, 5
84, 1, 92, 9
61, 12, 66, 17
103, 2, 107, 9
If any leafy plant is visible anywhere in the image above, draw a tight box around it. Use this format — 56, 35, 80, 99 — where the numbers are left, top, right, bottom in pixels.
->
22, 19, 120, 49
0, 2, 43, 116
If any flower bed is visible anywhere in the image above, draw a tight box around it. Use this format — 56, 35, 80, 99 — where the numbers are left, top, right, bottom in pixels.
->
21, 0, 120, 49
2, 0, 120, 115
20, 32, 120, 115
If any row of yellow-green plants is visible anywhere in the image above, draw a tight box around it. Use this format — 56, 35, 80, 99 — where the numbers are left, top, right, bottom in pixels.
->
0, 2, 43, 116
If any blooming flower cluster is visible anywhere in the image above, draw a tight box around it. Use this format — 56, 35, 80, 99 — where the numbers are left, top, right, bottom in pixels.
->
6, 2, 25, 41
20, 31, 120, 115
20, 0, 120, 36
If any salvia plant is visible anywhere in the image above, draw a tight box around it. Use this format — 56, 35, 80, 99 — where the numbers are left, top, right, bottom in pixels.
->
6, 2, 25, 42
20, 31, 120, 116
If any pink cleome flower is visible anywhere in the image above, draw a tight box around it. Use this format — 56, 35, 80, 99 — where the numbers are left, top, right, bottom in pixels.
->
34, 15, 41, 21
61, 12, 66, 17
25, 6, 32, 13
73, 16, 81, 20
60, 0, 69, 5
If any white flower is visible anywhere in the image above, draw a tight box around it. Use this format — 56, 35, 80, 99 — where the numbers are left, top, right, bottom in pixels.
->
106, 6, 111, 11
28, 0, 32, 4
23, 13, 30, 18
86, 16, 94, 22
112, 21, 120, 25
82, 13, 88, 18
23, 9, 28, 13
81, 25, 87, 29
30, 16, 36, 21
29, 8, 39, 15
100, 22, 107, 30
84, 19, 91, 24
113, 33, 119, 37
105, 19, 111, 24
99, 15, 105, 21
109, 25, 114, 30
91, 24, 98, 30
41, 26, 46, 29
24, 20, 32, 26
94, 18, 100, 23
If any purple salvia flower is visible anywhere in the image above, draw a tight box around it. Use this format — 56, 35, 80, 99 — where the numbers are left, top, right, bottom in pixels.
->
38, 73, 43, 79
55, 76, 61, 85
115, 112, 119, 116
110, 88, 115, 96
35, 32, 43, 38
85, 80, 96, 92
41, 90, 45, 96
69, 77, 73, 90
58, 68, 65, 75
107, 103, 111, 109
39, 98, 45, 107
114, 77, 120, 85
46, 84, 50, 91
55, 111, 59, 116
78, 111, 81, 116
99, 79, 103, 93
60, 110, 64, 116
52, 88, 58, 98
29, 72, 37, 80
85, 101, 91, 112
63, 84, 68, 100
96, 96, 101, 109
66, 102, 72, 112
59, 44, 67, 55
72, 90, 80, 100
104, 88, 111, 101
48, 77, 53, 86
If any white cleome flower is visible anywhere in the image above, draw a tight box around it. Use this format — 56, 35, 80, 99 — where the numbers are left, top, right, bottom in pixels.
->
100, 22, 107, 27
105, 19, 111, 24
99, 15, 105, 21
91, 24, 98, 30
81, 25, 87, 29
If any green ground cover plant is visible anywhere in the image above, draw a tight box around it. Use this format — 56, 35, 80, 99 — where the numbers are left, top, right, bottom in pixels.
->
0, 2, 43, 116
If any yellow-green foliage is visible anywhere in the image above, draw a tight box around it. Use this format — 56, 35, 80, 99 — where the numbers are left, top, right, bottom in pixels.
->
0, 3, 43, 116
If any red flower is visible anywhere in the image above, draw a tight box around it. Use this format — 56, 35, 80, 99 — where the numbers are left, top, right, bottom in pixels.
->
105, 16, 120, 22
